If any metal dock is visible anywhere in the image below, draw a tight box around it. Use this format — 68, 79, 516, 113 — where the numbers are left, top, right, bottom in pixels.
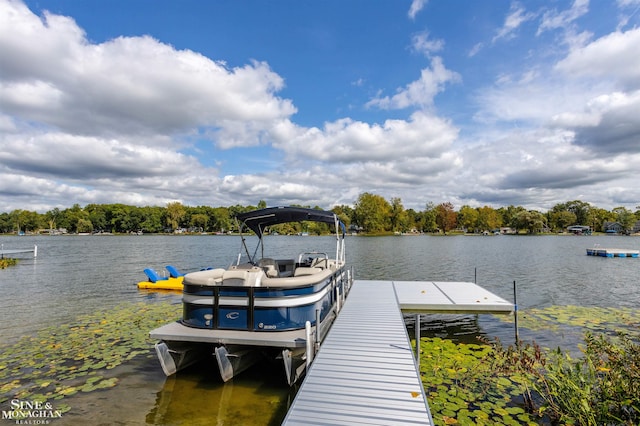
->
0, 245, 38, 258
283, 280, 514, 425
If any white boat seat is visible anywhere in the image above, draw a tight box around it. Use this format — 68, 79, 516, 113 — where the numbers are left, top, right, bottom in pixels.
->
183, 268, 225, 286
293, 267, 322, 277
222, 267, 264, 286
262, 265, 278, 278
258, 258, 279, 277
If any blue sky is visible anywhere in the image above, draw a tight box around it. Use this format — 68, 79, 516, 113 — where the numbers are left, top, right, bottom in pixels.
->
1, 0, 639, 213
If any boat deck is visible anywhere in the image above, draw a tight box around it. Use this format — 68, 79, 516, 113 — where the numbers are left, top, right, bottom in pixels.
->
586, 248, 639, 258
394, 280, 514, 314
283, 280, 514, 425
150, 321, 308, 348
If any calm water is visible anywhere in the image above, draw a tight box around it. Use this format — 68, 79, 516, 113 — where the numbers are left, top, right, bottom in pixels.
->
1, 234, 639, 425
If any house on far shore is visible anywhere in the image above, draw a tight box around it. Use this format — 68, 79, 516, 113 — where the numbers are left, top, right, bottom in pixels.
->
603, 221, 623, 234
567, 225, 591, 235
633, 220, 640, 234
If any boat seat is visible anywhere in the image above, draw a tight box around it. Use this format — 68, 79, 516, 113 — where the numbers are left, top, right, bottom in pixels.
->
165, 265, 183, 278
262, 268, 334, 287
258, 258, 279, 278
293, 267, 322, 277
183, 268, 225, 286
222, 266, 264, 286
144, 268, 168, 283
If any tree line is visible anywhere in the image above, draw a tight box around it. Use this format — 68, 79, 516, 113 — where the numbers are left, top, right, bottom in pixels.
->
1, 194, 639, 235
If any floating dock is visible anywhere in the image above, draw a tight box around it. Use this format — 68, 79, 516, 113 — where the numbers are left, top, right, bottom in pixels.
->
586, 248, 639, 258
283, 280, 514, 425
0, 245, 38, 258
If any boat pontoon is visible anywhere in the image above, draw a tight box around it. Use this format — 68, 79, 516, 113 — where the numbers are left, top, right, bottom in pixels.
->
150, 206, 352, 385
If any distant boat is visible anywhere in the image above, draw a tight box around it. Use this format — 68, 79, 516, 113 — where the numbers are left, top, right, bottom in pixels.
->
150, 206, 352, 385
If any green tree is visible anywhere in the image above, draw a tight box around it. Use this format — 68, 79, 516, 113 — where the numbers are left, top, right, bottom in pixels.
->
477, 206, 502, 231
0, 213, 12, 233
109, 204, 133, 233
497, 205, 526, 230
420, 202, 438, 232
514, 210, 546, 234
458, 205, 479, 233
389, 197, 408, 233
612, 207, 635, 232
564, 200, 592, 225
166, 202, 186, 231
77, 218, 93, 233
330, 205, 352, 231
549, 210, 577, 231
190, 213, 208, 231
139, 206, 165, 233
353, 192, 391, 233
45, 208, 62, 231
61, 204, 91, 233
85, 204, 108, 231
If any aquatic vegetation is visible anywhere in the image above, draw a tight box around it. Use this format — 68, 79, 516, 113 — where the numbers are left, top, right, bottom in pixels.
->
534, 332, 639, 425
508, 305, 640, 337
0, 299, 181, 407
421, 306, 640, 425
416, 337, 538, 425
0, 258, 18, 268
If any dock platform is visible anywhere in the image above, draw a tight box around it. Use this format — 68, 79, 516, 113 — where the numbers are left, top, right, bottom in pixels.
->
283, 280, 514, 425
0, 245, 38, 258
586, 248, 639, 258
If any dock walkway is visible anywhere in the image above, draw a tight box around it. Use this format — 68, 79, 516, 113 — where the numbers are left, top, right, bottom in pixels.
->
283, 280, 513, 425
0, 245, 37, 258
283, 280, 433, 425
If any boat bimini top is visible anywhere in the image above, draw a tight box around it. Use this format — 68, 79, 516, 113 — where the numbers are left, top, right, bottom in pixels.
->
235, 206, 346, 264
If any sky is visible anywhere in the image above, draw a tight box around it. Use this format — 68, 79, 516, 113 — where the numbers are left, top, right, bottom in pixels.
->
1, 0, 639, 214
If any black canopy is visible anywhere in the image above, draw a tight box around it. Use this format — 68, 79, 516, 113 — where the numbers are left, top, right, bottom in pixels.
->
236, 206, 343, 238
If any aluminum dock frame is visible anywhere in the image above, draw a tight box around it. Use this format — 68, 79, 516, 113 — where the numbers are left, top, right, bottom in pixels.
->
283, 279, 513, 425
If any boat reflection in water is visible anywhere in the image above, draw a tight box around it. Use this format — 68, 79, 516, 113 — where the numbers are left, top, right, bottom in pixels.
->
146, 361, 296, 425
150, 207, 352, 385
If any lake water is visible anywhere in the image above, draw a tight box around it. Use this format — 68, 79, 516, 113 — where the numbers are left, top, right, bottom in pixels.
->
1, 234, 639, 425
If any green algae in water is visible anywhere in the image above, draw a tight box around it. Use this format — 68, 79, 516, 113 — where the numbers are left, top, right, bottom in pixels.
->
506, 305, 640, 336
0, 299, 181, 405
417, 337, 539, 425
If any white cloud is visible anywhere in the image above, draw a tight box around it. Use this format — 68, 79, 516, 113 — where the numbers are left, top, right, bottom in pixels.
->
1, 0, 638, 214
555, 28, 640, 90
537, 0, 589, 35
493, 2, 536, 42
408, 0, 428, 20
411, 31, 444, 57
366, 58, 460, 110
0, 0, 296, 142
272, 111, 458, 164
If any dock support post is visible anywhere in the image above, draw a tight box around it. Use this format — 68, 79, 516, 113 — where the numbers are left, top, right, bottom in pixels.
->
305, 321, 313, 367
513, 280, 519, 346
34, 245, 38, 258
315, 309, 321, 352
415, 314, 420, 366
